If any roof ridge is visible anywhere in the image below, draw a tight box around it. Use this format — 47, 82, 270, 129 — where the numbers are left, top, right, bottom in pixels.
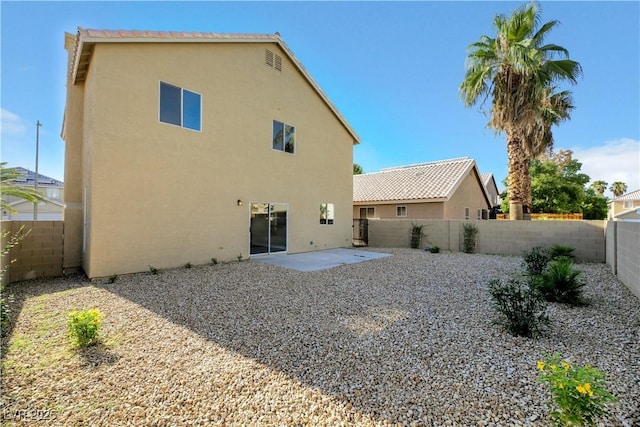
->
379, 157, 471, 173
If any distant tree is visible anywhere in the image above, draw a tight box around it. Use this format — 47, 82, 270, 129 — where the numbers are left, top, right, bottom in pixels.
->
1, 162, 45, 212
460, 2, 581, 220
582, 188, 608, 220
590, 180, 608, 197
609, 181, 628, 197
529, 158, 590, 214
353, 163, 363, 175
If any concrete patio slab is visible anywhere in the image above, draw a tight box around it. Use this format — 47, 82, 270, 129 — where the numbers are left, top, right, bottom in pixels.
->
252, 248, 392, 272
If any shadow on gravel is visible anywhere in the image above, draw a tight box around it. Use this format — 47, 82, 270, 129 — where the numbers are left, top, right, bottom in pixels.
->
76, 343, 122, 369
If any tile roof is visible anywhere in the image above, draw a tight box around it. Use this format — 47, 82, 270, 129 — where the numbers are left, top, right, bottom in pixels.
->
612, 189, 640, 201
12, 167, 64, 187
69, 28, 360, 144
354, 157, 489, 203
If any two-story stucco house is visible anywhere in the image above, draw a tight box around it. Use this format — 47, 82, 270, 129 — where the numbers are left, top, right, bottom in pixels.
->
1, 167, 64, 220
62, 28, 359, 278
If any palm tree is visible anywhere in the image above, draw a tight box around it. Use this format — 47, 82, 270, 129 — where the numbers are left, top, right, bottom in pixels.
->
590, 180, 608, 197
460, 2, 581, 219
353, 163, 363, 175
1, 162, 45, 213
609, 181, 628, 197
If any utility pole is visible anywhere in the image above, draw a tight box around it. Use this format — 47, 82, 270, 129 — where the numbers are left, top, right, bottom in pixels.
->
34, 120, 42, 220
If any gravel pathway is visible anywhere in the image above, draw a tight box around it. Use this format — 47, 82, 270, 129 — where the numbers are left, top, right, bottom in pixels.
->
2, 249, 639, 426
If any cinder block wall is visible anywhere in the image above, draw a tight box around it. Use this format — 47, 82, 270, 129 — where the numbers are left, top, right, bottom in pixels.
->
615, 221, 640, 298
1, 221, 64, 285
605, 222, 617, 273
368, 219, 606, 262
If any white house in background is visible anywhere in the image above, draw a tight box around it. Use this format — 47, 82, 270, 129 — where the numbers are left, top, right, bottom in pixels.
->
1, 167, 64, 220
480, 172, 501, 208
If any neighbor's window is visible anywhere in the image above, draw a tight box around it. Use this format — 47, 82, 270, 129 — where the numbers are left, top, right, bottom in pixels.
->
396, 206, 407, 217
159, 81, 201, 131
464, 207, 470, 220
273, 120, 295, 154
623, 200, 632, 209
320, 203, 335, 225
359, 207, 375, 219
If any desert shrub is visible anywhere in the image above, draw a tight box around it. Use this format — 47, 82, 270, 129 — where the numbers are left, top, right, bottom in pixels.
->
184, 262, 193, 269
463, 223, 478, 253
107, 274, 118, 284
68, 309, 104, 347
534, 257, 586, 305
211, 258, 218, 265
549, 244, 576, 260
488, 278, 549, 338
523, 246, 551, 276
410, 223, 424, 249
430, 245, 440, 253
149, 265, 159, 275
537, 353, 618, 426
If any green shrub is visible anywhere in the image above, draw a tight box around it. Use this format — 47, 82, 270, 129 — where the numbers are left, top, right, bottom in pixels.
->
237, 254, 243, 262
488, 278, 549, 338
184, 262, 193, 269
534, 257, 586, 305
211, 258, 218, 265
1, 285, 14, 337
463, 223, 478, 253
549, 244, 576, 260
523, 246, 551, 276
537, 353, 618, 426
149, 265, 159, 275
67, 309, 104, 347
107, 274, 118, 284
430, 245, 440, 253
410, 223, 424, 249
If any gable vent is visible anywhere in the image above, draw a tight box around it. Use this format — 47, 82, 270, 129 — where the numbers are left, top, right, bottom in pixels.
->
265, 49, 282, 71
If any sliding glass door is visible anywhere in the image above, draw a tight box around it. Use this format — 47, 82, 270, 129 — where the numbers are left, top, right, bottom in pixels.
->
250, 203, 287, 255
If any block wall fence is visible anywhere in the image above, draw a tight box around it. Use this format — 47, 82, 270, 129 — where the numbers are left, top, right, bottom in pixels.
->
605, 221, 640, 299
1, 221, 64, 286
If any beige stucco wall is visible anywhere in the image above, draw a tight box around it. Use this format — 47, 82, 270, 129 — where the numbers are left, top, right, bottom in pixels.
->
608, 200, 640, 219
606, 221, 640, 299
64, 40, 354, 278
353, 202, 444, 220
443, 170, 490, 220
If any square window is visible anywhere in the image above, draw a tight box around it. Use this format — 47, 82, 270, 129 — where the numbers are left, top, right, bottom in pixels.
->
273, 120, 295, 154
359, 207, 375, 219
159, 81, 201, 131
396, 206, 407, 217
623, 201, 632, 209
320, 203, 335, 225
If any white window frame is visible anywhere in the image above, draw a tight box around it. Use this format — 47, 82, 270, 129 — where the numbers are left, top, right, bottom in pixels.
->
396, 206, 407, 217
272, 120, 295, 154
320, 203, 335, 225
158, 81, 202, 132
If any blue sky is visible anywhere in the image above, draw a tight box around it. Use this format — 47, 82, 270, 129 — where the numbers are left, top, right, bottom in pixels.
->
1, 1, 639, 197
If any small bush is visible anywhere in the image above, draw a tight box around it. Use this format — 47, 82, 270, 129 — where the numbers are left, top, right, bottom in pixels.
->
537, 353, 618, 426
410, 223, 424, 249
211, 258, 218, 265
68, 309, 104, 347
184, 262, 193, 269
149, 265, 159, 275
107, 274, 118, 284
523, 246, 551, 276
535, 257, 586, 305
488, 278, 549, 338
1, 285, 14, 336
463, 223, 478, 253
549, 244, 575, 260
237, 254, 243, 262
430, 245, 440, 253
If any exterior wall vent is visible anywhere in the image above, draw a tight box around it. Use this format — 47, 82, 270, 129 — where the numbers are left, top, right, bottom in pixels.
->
265, 49, 282, 71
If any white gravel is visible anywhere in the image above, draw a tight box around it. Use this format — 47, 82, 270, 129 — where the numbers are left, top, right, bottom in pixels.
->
2, 248, 639, 426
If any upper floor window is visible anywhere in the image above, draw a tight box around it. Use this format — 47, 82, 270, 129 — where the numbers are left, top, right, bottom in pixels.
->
464, 207, 470, 220
320, 203, 334, 225
396, 206, 407, 217
273, 120, 295, 154
159, 81, 201, 131
623, 200, 633, 209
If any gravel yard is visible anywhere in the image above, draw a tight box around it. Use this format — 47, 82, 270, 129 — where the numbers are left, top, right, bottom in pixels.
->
1, 248, 639, 426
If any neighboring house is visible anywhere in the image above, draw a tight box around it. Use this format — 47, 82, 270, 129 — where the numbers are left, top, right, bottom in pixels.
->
353, 157, 491, 220
480, 172, 501, 208
62, 28, 360, 278
608, 189, 640, 221
1, 167, 64, 220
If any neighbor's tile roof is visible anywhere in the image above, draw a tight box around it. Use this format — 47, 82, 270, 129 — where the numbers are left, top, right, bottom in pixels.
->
354, 157, 487, 203
612, 189, 640, 201
12, 167, 63, 187
69, 28, 360, 144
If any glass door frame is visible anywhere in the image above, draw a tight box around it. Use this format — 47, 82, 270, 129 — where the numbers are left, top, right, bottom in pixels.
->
249, 202, 289, 256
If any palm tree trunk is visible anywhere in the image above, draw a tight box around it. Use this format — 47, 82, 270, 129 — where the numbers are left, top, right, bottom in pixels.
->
506, 134, 526, 220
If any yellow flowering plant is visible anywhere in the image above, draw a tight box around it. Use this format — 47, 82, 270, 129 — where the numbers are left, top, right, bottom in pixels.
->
537, 353, 617, 426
